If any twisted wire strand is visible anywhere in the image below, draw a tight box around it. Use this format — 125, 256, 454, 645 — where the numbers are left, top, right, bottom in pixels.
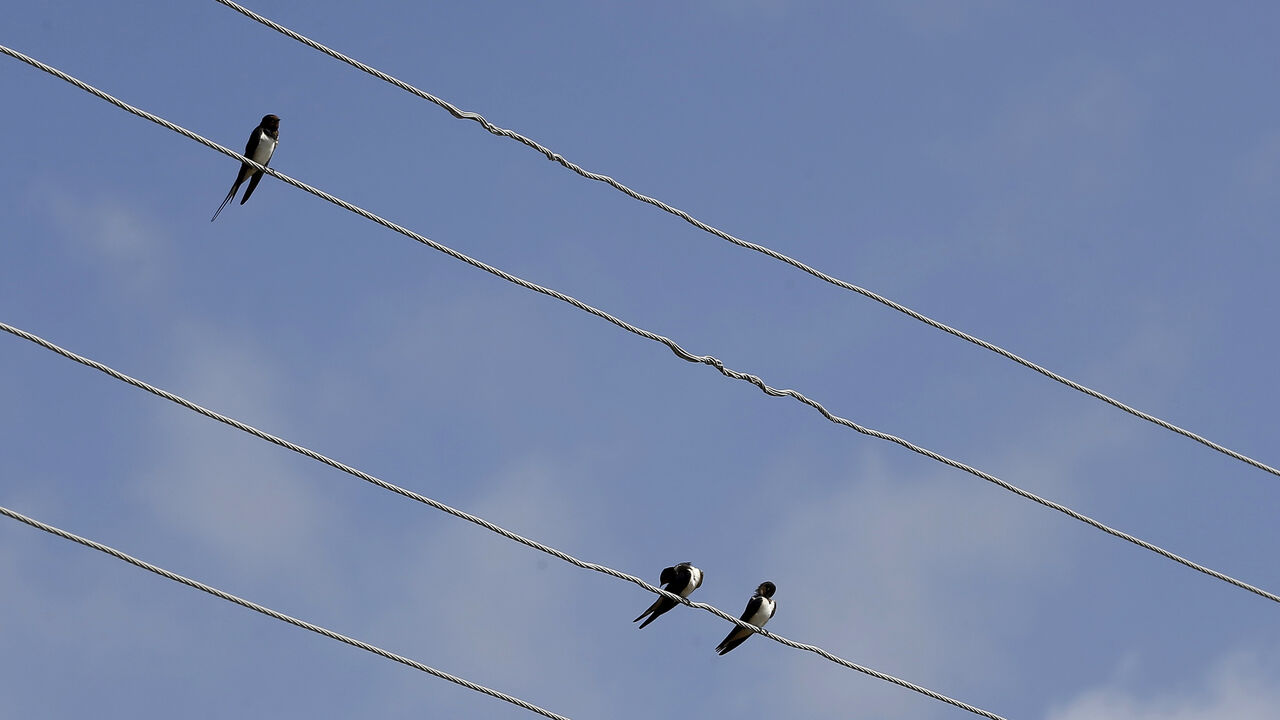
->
1, 321, 1006, 720
211, 0, 1280, 480
2, 44, 1276, 607
0, 503, 572, 720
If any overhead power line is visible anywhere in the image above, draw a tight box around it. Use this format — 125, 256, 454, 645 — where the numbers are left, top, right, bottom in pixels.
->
0, 503, 573, 720
211, 0, 1280, 481
0, 321, 1008, 720
2, 44, 1275, 609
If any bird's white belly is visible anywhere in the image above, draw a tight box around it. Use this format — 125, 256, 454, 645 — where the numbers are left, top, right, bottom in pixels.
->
251, 133, 277, 164
682, 567, 703, 597
748, 598, 775, 627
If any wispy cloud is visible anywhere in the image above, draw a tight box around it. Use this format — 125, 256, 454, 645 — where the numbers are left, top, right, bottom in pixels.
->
1048, 649, 1280, 720
356, 456, 619, 716
1239, 129, 1280, 197
34, 183, 173, 299
873, 0, 1009, 35
759, 446, 1070, 717
132, 324, 336, 577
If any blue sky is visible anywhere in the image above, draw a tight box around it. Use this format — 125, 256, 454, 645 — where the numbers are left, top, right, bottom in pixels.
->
3, 2, 1280, 718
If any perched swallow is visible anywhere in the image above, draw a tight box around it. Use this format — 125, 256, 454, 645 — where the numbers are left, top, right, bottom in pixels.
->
211, 114, 280, 221
633, 562, 704, 629
715, 581, 776, 655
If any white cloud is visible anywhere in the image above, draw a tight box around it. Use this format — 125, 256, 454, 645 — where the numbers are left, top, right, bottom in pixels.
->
1048, 650, 1280, 720
132, 324, 335, 577
356, 455, 620, 716
35, 184, 173, 297
874, 0, 1009, 35
705, 0, 789, 20
760, 447, 1070, 717
1238, 129, 1280, 197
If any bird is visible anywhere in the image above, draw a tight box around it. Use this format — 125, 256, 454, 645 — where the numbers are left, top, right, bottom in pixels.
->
211, 114, 280, 221
633, 562, 703, 629
715, 581, 776, 655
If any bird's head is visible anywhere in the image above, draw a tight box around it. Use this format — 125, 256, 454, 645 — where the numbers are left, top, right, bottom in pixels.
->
756, 581, 776, 598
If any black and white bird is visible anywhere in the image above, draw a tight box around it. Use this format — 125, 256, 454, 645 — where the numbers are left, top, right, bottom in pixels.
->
715, 581, 776, 655
633, 562, 703, 629
211, 114, 280, 221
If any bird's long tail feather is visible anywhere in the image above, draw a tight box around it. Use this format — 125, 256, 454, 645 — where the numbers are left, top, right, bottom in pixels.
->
211, 185, 237, 222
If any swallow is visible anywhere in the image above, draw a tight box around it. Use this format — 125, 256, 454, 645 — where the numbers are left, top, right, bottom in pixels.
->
633, 562, 704, 629
715, 581, 776, 655
211, 114, 280, 221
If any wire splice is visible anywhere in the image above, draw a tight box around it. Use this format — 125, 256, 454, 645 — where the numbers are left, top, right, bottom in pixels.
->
212, 0, 1280, 481
2, 43, 1277, 608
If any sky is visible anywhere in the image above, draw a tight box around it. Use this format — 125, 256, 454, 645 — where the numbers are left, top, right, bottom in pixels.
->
3, 2, 1280, 718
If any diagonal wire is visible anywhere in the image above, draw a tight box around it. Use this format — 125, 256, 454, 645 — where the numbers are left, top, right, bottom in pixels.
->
2, 44, 1276, 609
2, 321, 1007, 720
211, 0, 1280, 481
0, 503, 573, 720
